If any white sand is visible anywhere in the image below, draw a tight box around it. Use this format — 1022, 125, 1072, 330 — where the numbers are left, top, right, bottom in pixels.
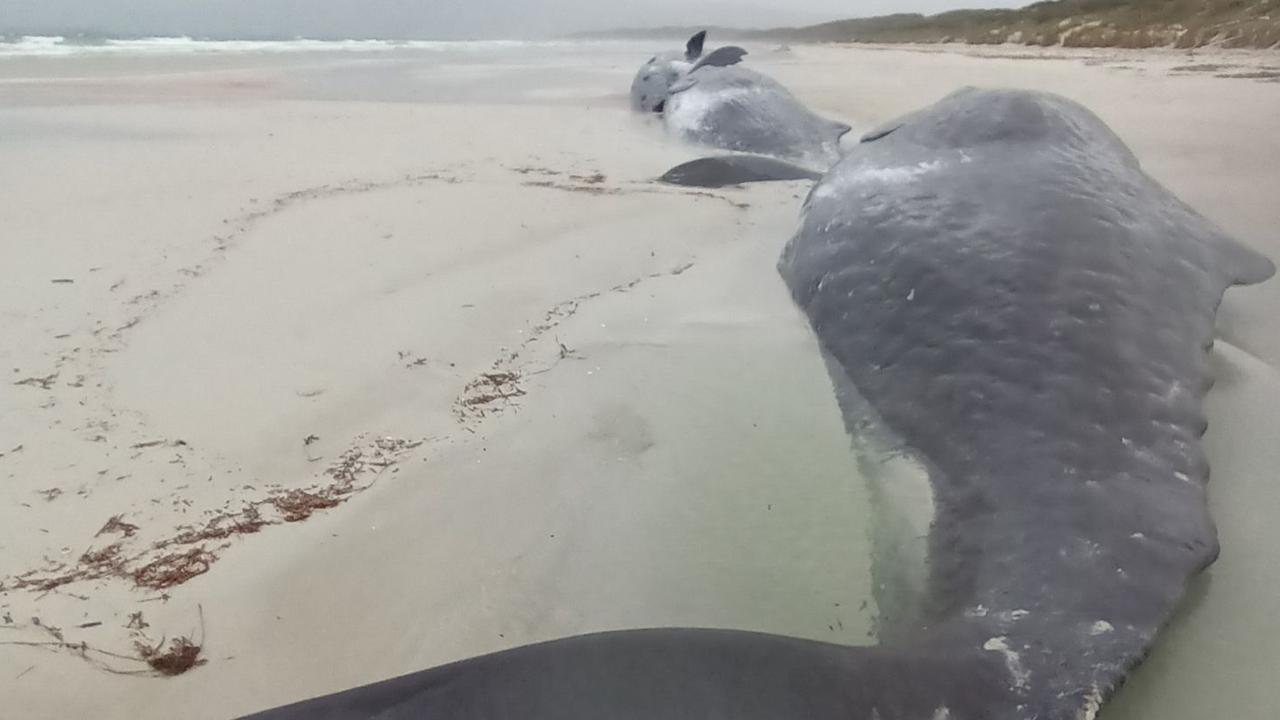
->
0, 42, 1277, 719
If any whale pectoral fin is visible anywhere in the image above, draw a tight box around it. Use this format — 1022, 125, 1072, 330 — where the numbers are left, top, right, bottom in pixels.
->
691, 46, 748, 72
686, 30, 707, 60
668, 75, 698, 96
659, 156, 823, 188
1215, 235, 1277, 286
1224, 243, 1276, 286
1174, 201, 1278, 287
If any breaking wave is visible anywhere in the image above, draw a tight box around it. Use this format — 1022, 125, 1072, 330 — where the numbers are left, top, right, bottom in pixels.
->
0, 36, 586, 58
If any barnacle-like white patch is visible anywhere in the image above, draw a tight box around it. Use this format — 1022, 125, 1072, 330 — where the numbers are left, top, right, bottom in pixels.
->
811, 181, 839, 201
852, 160, 944, 186
964, 604, 990, 618
984, 636, 1031, 691
1090, 620, 1115, 636
666, 86, 754, 137
1078, 685, 1104, 720
932, 707, 952, 720
814, 160, 945, 202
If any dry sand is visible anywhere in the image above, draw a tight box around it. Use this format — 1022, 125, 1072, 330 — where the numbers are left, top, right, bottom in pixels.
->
0, 41, 1277, 719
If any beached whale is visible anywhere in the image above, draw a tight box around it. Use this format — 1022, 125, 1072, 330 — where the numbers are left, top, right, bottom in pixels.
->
776, 86, 1275, 718
664, 65, 851, 168
628, 30, 708, 114
631, 32, 850, 167
238, 89, 1273, 720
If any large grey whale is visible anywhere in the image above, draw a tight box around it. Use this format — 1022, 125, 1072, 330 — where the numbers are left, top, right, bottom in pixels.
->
631, 32, 850, 167
238, 89, 1273, 720
664, 65, 850, 168
778, 87, 1274, 717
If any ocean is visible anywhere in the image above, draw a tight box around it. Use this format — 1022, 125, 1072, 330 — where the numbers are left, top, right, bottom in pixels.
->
0, 35, 599, 59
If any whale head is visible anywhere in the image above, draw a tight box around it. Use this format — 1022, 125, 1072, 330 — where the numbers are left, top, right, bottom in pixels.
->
629, 30, 706, 114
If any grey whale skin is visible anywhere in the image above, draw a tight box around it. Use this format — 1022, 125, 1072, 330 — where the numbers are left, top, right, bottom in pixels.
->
238, 89, 1274, 720
779, 87, 1274, 717
628, 30, 706, 114
664, 65, 851, 168
630, 32, 850, 167
659, 154, 823, 188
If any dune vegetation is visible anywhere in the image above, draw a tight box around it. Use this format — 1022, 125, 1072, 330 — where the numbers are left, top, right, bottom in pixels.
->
587, 1, 1280, 49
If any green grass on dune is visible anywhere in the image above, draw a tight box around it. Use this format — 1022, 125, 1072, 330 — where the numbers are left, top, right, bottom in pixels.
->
783, 0, 1280, 49
584, 1, 1280, 50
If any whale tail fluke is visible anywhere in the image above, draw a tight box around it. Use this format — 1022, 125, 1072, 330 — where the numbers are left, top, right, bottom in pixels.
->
685, 30, 707, 61
238, 628, 1019, 720
659, 155, 822, 188
690, 45, 748, 73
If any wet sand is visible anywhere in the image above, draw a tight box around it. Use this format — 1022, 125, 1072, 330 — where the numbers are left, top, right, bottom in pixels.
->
0, 41, 1277, 719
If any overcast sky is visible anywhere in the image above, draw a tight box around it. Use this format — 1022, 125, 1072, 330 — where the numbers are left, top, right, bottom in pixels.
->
1, 0, 1028, 39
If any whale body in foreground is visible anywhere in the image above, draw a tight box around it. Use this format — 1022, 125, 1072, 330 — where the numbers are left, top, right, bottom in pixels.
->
239, 89, 1273, 720
778, 87, 1274, 717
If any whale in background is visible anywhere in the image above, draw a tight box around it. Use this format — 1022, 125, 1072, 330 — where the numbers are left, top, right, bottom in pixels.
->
630, 32, 850, 167
628, 30, 711, 114
663, 64, 851, 168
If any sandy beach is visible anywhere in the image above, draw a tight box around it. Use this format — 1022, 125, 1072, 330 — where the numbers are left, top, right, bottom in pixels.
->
1, 40, 1278, 719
